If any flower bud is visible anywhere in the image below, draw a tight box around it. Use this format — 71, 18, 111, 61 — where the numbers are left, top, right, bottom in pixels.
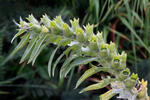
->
137, 79, 148, 99
107, 42, 116, 61
111, 54, 121, 69
54, 16, 63, 27
19, 21, 29, 30
120, 51, 127, 63
62, 23, 73, 37
41, 14, 51, 29
27, 14, 39, 25
70, 18, 79, 32
96, 32, 104, 43
130, 73, 138, 81
89, 35, 98, 50
41, 25, 49, 33
99, 43, 109, 57
32, 24, 42, 33
50, 21, 61, 34
108, 42, 116, 53
76, 28, 85, 42
84, 24, 93, 39
125, 73, 138, 88
119, 68, 130, 81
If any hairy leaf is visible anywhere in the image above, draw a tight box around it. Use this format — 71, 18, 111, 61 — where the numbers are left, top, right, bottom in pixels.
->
75, 67, 113, 88
48, 46, 60, 77
99, 89, 116, 100
11, 29, 25, 43
28, 34, 48, 64
63, 57, 99, 78
79, 78, 116, 93
52, 45, 79, 77
20, 36, 38, 63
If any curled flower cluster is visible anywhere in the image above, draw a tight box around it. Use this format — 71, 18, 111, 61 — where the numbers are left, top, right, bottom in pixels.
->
11, 14, 149, 100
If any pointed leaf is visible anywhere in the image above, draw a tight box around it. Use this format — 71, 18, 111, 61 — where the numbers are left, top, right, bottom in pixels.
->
48, 46, 60, 77
52, 45, 79, 77
20, 36, 38, 63
2, 34, 29, 65
32, 39, 50, 65
59, 39, 71, 46
14, 33, 30, 51
63, 57, 98, 78
60, 54, 78, 78
28, 34, 48, 64
11, 29, 25, 43
79, 78, 116, 93
119, 16, 150, 53
75, 67, 112, 88
99, 89, 116, 100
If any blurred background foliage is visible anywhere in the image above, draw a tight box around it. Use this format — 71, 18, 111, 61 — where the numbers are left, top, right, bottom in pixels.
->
0, 0, 150, 100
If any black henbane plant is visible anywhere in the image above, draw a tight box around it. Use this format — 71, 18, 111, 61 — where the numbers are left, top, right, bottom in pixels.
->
10, 14, 149, 100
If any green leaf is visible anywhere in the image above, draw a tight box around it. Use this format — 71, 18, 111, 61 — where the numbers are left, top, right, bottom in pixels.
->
27, 34, 48, 64
32, 39, 50, 65
11, 29, 25, 43
89, 0, 99, 21
132, 11, 143, 27
63, 57, 99, 78
100, 5, 114, 24
79, 78, 116, 93
60, 54, 79, 78
99, 89, 116, 100
48, 46, 60, 77
119, 16, 150, 53
99, 0, 108, 19
14, 33, 30, 52
20, 36, 38, 63
52, 45, 79, 77
2, 33, 30, 65
60, 39, 71, 46
75, 67, 112, 88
